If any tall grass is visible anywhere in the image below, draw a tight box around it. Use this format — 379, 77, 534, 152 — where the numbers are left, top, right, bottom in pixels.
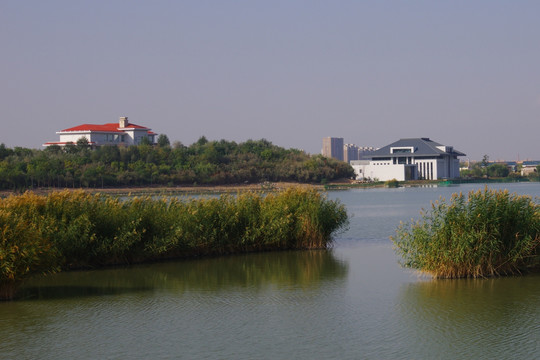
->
0, 210, 59, 300
392, 187, 540, 278
0, 187, 348, 299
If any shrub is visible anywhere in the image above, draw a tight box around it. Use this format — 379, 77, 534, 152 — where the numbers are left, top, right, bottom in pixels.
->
392, 187, 540, 278
385, 179, 399, 188
0, 188, 348, 299
0, 210, 59, 300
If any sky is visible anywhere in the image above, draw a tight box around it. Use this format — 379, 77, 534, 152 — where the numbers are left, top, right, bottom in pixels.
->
1, 1, 539, 161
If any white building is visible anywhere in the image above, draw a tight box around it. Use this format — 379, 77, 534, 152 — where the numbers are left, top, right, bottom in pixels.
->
520, 161, 540, 176
43, 117, 156, 147
351, 138, 465, 181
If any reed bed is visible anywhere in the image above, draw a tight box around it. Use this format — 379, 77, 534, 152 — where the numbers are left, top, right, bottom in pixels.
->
0, 187, 348, 300
392, 187, 540, 278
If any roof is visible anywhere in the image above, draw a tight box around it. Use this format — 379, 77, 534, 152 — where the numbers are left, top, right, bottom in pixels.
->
60, 122, 150, 133
368, 138, 466, 158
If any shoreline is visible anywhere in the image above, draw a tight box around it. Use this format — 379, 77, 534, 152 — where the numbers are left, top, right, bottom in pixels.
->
0, 182, 325, 197
0, 178, 535, 197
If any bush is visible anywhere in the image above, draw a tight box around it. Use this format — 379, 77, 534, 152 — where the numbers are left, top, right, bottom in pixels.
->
392, 187, 540, 278
0, 210, 59, 300
0, 188, 348, 299
385, 179, 399, 188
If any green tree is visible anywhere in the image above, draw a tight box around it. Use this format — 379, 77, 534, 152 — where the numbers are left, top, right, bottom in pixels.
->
139, 136, 152, 146
172, 141, 185, 149
80, 164, 100, 187
157, 134, 170, 147
0, 143, 13, 159
92, 145, 120, 163
64, 142, 78, 154
196, 136, 208, 146
487, 163, 510, 178
76, 137, 90, 149
481, 154, 489, 168
44, 144, 62, 155
0, 139, 357, 190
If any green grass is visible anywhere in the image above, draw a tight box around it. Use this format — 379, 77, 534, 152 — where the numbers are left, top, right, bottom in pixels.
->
392, 187, 540, 278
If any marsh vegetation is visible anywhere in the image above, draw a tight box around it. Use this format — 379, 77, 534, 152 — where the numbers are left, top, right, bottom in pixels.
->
0, 188, 348, 300
392, 187, 540, 278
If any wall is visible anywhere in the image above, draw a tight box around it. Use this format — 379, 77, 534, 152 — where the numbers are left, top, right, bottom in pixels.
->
352, 162, 407, 181
353, 154, 462, 182
123, 129, 154, 145
58, 132, 90, 144
414, 159, 436, 180
59, 132, 128, 145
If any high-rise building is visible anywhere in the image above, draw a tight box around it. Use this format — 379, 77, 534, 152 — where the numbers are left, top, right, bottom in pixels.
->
357, 146, 377, 160
344, 143, 359, 162
322, 137, 344, 161
343, 144, 378, 162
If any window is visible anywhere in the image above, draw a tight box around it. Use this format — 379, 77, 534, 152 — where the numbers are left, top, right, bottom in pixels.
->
391, 147, 414, 154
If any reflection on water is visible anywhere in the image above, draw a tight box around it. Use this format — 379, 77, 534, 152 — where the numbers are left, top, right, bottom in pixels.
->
397, 274, 540, 359
1, 183, 540, 359
0, 250, 350, 360
17, 250, 348, 301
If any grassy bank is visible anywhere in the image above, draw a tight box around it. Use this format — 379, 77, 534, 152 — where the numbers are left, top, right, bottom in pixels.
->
0, 182, 323, 198
392, 187, 540, 278
0, 188, 348, 300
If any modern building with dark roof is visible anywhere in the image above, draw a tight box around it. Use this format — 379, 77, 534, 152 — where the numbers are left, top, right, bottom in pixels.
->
350, 138, 466, 181
43, 117, 156, 147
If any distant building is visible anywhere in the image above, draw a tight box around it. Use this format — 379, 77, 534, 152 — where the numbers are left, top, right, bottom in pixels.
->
503, 161, 517, 172
343, 144, 358, 163
357, 146, 377, 160
351, 138, 465, 181
344, 144, 377, 162
322, 137, 344, 161
521, 160, 540, 176
43, 117, 157, 147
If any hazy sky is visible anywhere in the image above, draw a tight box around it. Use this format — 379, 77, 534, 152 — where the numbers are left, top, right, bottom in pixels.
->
2, 1, 539, 161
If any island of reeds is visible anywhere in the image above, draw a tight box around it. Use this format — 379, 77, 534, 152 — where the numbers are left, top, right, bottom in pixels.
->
392, 187, 540, 278
0, 187, 348, 300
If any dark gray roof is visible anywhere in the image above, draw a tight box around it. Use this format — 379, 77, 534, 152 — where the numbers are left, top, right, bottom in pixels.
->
368, 138, 466, 159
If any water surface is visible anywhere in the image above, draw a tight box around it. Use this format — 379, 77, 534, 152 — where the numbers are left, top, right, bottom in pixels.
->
1, 183, 539, 359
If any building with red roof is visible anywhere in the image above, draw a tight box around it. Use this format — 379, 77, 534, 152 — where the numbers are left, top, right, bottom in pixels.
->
43, 117, 157, 147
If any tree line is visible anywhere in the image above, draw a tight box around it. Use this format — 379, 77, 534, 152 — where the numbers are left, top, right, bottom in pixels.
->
460, 155, 540, 180
0, 136, 354, 190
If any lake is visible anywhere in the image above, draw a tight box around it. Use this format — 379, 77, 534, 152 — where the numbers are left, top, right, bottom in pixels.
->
1, 183, 539, 359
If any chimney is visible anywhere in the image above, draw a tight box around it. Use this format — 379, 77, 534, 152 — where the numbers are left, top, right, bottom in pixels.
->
119, 116, 128, 128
